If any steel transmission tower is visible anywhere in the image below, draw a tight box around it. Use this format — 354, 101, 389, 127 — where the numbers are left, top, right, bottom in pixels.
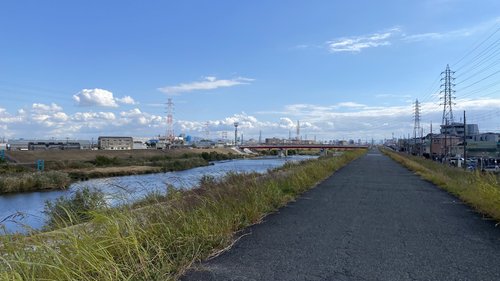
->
166, 98, 174, 141
233, 122, 239, 145
296, 120, 300, 140
440, 64, 456, 125
413, 99, 421, 140
204, 121, 210, 140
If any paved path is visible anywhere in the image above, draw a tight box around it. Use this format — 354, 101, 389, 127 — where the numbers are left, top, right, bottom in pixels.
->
182, 150, 500, 281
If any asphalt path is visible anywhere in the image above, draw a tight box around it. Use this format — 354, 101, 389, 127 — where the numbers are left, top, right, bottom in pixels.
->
182, 149, 500, 281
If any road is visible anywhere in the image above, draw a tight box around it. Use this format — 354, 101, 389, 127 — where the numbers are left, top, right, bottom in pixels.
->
182, 149, 500, 281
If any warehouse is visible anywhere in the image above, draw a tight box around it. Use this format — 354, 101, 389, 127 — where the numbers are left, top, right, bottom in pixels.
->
98, 136, 133, 150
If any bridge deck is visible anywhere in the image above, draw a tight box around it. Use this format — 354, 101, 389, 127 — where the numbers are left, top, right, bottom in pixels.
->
239, 144, 368, 149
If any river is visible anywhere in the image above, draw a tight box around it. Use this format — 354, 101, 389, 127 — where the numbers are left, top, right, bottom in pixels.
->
0, 156, 315, 233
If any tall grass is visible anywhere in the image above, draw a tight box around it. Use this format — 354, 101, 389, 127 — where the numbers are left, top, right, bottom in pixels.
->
44, 187, 108, 229
0, 150, 366, 281
0, 171, 71, 194
382, 149, 500, 222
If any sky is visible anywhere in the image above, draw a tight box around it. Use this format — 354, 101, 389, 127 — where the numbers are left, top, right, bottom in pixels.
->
0, 0, 499, 142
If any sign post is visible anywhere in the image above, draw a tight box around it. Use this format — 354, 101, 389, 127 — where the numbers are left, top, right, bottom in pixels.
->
36, 159, 45, 171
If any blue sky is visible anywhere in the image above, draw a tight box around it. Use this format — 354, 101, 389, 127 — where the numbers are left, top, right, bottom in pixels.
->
0, 0, 499, 141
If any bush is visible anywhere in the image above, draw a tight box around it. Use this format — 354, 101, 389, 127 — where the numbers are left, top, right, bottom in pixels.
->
44, 187, 107, 229
94, 155, 121, 167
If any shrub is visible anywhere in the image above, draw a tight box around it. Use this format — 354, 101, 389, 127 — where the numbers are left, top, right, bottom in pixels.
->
44, 187, 107, 229
94, 155, 121, 167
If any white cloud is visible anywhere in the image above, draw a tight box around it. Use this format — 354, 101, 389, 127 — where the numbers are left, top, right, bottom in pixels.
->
336, 102, 366, 108
116, 96, 137, 105
158, 76, 254, 95
403, 17, 500, 42
120, 108, 143, 118
326, 28, 401, 53
53, 112, 69, 122
32, 103, 63, 112
319, 17, 500, 54
2, 94, 499, 141
279, 117, 295, 129
73, 89, 119, 107
73, 112, 116, 121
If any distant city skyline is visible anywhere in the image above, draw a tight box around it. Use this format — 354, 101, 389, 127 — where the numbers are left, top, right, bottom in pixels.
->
0, 1, 499, 141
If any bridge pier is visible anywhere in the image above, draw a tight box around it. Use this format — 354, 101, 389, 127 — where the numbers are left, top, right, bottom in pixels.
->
278, 148, 288, 158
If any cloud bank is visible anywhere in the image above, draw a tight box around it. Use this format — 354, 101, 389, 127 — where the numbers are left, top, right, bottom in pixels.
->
1, 97, 499, 141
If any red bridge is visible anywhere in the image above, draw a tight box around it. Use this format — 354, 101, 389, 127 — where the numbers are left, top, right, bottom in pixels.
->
239, 144, 369, 150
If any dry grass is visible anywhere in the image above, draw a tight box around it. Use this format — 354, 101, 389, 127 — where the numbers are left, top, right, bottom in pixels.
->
382, 148, 500, 222
6, 148, 235, 164
0, 171, 71, 194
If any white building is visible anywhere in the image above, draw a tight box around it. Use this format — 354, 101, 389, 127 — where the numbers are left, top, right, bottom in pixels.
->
98, 136, 133, 150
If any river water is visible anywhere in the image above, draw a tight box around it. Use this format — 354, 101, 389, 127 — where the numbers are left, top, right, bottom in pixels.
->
0, 156, 315, 233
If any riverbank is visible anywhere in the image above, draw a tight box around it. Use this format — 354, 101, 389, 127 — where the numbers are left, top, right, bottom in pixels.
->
0, 149, 241, 194
382, 148, 500, 222
0, 149, 366, 281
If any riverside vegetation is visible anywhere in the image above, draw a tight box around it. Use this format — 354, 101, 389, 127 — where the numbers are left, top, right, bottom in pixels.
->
0, 149, 366, 281
382, 148, 500, 222
0, 151, 238, 194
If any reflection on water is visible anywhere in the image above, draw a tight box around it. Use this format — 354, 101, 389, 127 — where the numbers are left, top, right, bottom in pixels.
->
0, 156, 315, 233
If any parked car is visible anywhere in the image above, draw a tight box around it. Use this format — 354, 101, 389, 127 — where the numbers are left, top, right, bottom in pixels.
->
482, 165, 499, 173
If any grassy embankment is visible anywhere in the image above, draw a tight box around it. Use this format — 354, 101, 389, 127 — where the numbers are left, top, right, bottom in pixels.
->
0, 150, 239, 194
0, 149, 366, 281
382, 148, 500, 222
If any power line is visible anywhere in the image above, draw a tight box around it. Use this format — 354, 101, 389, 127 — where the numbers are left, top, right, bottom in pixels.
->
456, 69, 500, 92
455, 57, 500, 85
452, 24, 500, 70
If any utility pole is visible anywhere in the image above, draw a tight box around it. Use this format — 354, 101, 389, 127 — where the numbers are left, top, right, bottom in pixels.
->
407, 133, 410, 154
444, 119, 448, 160
463, 111, 467, 170
430, 122, 433, 159
420, 127, 424, 156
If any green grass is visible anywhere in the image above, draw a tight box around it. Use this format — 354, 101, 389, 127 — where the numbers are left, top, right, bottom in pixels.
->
0, 149, 366, 281
0, 171, 71, 194
382, 148, 500, 222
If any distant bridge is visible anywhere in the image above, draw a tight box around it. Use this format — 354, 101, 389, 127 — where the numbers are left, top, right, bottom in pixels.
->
239, 144, 369, 150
